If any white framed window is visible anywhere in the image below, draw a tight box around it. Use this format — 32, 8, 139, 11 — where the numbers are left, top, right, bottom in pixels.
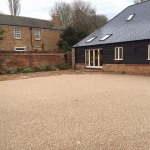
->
100, 34, 111, 41
114, 47, 123, 60
14, 28, 21, 39
34, 30, 41, 40
148, 45, 150, 60
126, 14, 135, 21
15, 47, 26, 51
86, 36, 97, 43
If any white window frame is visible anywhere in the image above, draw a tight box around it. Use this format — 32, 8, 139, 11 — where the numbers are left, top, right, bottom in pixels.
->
34, 30, 41, 40
100, 34, 111, 41
15, 47, 26, 51
86, 37, 97, 43
148, 45, 150, 60
126, 14, 135, 21
114, 47, 123, 60
14, 28, 21, 39
85, 49, 102, 68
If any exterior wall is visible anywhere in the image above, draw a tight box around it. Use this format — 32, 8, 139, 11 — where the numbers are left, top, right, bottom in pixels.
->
103, 64, 150, 74
0, 25, 61, 51
74, 40, 150, 73
0, 52, 65, 69
75, 40, 150, 64
102, 40, 150, 64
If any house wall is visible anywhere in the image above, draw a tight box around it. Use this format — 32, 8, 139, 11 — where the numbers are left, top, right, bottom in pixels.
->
74, 40, 150, 74
0, 25, 61, 51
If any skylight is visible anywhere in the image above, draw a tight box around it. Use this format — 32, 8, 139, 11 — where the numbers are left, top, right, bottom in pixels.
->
100, 34, 111, 41
126, 14, 135, 21
86, 36, 97, 43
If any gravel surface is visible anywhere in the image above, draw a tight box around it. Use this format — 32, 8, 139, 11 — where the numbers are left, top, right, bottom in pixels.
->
0, 73, 150, 150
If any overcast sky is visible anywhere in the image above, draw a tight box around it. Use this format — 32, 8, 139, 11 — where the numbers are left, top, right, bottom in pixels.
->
0, 0, 133, 20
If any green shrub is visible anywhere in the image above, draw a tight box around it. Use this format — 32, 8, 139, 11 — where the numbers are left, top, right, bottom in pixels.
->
45, 65, 57, 71
33, 66, 45, 72
22, 68, 34, 73
0, 59, 4, 74
33, 66, 41, 72
57, 64, 70, 70
6, 68, 19, 74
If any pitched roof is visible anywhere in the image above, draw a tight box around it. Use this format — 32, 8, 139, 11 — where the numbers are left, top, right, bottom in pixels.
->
0, 14, 59, 30
73, 1, 150, 48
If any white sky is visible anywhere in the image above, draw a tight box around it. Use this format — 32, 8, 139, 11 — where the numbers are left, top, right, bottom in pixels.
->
0, 0, 133, 20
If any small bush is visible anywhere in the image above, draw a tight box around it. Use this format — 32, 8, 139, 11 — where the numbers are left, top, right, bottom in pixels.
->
0, 59, 4, 74
57, 64, 70, 70
45, 65, 57, 71
6, 68, 19, 74
22, 68, 34, 73
33, 66, 48, 72
33, 66, 41, 72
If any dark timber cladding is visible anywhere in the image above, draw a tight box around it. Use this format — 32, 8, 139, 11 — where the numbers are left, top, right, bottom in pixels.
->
75, 40, 150, 64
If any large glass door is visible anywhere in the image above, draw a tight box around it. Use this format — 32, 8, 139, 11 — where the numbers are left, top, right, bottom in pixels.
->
85, 49, 102, 68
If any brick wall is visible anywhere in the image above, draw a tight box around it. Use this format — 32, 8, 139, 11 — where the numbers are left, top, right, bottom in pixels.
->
0, 51, 66, 70
0, 25, 61, 51
103, 64, 150, 74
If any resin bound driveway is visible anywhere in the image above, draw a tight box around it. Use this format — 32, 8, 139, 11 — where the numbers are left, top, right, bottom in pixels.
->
0, 72, 150, 150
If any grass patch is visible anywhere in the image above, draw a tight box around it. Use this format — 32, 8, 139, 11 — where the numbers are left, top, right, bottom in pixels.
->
22, 68, 34, 73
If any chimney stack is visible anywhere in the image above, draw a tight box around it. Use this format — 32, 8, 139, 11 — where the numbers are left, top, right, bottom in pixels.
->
53, 11, 60, 28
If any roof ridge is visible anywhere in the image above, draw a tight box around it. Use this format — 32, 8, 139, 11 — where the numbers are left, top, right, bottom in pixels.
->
0, 14, 51, 22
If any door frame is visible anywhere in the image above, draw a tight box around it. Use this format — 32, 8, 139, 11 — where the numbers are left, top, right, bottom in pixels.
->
85, 49, 103, 69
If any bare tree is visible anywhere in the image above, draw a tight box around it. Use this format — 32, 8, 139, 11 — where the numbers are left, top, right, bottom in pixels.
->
50, 2, 73, 28
50, 0, 108, 33
134, 0, 149, 3
8, 0, 21, 16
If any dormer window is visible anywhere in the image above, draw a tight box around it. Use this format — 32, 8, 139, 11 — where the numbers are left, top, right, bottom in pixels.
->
86, 36, 97, 43
100, 34, 111, 41
126, 14, 134, 21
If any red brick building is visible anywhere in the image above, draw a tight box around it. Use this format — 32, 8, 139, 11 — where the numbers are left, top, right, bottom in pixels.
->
0, 14, 61, 51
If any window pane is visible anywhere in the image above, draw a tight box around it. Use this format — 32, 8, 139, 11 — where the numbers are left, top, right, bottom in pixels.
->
15, 47, 26, 51
95, 50, 98, 66
115, 48, 118, 59
34, 30, 41, 40
119, 48, 123, 59
90, 50, 93, 66
14, 28, 21, 39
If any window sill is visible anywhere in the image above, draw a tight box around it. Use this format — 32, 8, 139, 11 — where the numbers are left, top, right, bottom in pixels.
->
15, 38, 21, 40
114, 59, 123, 61
35, 39, 41, 41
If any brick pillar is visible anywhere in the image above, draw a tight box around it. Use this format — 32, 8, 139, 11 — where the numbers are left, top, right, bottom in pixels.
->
72, 48, 75, 69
